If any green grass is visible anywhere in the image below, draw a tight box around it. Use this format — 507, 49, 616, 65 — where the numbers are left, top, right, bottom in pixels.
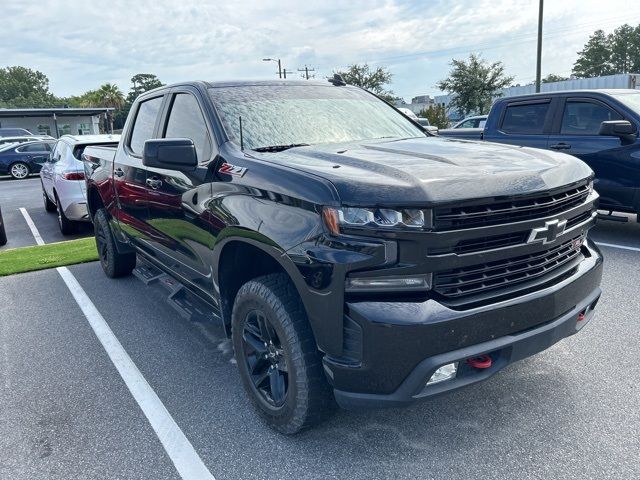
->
0, 237, 99, 276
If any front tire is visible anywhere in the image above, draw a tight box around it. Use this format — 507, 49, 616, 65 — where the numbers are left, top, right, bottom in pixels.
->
9, 162, 30, 180
93, 208, 136, 278
232, 273, 334, 434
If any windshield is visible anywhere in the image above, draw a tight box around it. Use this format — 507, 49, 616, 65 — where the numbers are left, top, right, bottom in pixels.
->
209, 84, 425, 150
610, 92, 640, 115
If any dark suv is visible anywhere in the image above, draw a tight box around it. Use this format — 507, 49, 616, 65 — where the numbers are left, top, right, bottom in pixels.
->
84, 80, 603, 433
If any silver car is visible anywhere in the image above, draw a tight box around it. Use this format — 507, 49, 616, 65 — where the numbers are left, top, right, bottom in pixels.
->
40, 134, 120, 234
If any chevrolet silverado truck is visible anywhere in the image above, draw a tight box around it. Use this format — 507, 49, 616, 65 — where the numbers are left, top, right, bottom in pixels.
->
83, 79, 603, 434
439, 90, 640, 219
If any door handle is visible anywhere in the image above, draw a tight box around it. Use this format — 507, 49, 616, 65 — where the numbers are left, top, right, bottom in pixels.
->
146, 177, 163, 190
114, 168, 125, 177
550, 143, 571, 150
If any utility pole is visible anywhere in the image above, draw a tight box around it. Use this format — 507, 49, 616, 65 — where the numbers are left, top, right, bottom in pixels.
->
283, 69, 287, 79
535, 0, 544, 93
297, 66, 316, 80
262, 58, 282, 79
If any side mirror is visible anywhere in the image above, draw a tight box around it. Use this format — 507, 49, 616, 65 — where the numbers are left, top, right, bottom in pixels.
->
599, 120, 637, 136
143, 138, 198, 171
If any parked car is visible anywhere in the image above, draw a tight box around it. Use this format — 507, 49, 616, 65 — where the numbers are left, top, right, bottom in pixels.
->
0, 135, 55, 147
397, 108, 438, 133
439, 89, 640, 218
0, 140, 55, 179
0, 204, 6, 246
0, 127, 33, 137
41, 134, 120, 234
453, 115, 488, 129
84, 80, 602, 434
415, 117, 439, 133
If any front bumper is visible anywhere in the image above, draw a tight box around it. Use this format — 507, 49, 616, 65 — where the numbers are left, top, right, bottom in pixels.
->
328, 240, 603, 409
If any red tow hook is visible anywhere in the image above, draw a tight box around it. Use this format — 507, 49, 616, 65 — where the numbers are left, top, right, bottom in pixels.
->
467, 354, 492, 369
577, 311, 586, 322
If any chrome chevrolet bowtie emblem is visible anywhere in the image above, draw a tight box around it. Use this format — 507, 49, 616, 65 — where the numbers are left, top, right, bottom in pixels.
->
527, 219, 567, 245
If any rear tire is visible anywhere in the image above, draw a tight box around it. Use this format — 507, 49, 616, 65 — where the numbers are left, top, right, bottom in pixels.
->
56, 194, 77, 235
42, 184, 56, 212
93, 208, 136, 278
231, 273, 334, 434
0, 207, 7, 246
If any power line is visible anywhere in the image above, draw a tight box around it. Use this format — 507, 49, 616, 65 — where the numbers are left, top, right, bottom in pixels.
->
297, 66, 316, 80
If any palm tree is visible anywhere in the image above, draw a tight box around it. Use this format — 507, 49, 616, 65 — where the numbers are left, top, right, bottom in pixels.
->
96, 83, 125, 133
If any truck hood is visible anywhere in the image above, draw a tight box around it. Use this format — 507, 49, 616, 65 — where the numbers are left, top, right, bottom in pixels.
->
264, 137, 593, 205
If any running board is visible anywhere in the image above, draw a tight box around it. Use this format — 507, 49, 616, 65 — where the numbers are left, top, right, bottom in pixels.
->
133, 258, 217, 323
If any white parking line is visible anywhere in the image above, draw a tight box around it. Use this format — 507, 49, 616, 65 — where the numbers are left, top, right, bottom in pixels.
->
19, 208, 216, 480
56, 267, 216, 480
594, 241, 640, 253
19, 207, 45, 245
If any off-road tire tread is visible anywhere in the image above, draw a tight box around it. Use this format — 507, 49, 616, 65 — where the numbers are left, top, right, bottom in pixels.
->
94, 208, 136, 278
232, 273, 335, 434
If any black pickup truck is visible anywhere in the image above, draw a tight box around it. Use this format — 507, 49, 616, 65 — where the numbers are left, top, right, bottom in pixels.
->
83, 79, 603, 434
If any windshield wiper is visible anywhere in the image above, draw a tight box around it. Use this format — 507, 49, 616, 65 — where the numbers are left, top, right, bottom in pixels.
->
252, 143, 310, 153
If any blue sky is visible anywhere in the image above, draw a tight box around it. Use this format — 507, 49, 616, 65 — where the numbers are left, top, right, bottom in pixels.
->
2, 0, 639, 101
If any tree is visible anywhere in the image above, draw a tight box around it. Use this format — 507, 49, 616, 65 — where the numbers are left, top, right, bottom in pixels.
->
127, 73, 164, 104
437, 54, 514, 116
572, 30, 614, 78
335, 63, 395, 101
609, 24, 637, 74
95, 83, 125, 133
419, 105, 449, 129
0, 66, 57, 107
542, 74, 570, 83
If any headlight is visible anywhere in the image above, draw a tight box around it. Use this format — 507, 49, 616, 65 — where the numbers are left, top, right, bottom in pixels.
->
323, 207, 427, 234
587, 179, 594, 195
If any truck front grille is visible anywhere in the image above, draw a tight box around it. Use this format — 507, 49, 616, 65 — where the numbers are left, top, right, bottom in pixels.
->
434, 183, 590, 231
433, 235, 584, 298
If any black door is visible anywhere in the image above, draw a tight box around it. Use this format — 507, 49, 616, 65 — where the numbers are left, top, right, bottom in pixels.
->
114, 94, 165, 247
143, 89, 216, 293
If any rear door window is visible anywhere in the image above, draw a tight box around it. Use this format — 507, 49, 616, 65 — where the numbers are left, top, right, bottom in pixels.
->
129, 96, 163, 155
560, 100, 623, 135
164, 93, 212, 163
18, 142, 48, 153
501, 102, 550, 134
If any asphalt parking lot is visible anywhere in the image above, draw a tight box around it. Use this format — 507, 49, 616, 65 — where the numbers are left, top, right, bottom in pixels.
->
1, 177, 640, 479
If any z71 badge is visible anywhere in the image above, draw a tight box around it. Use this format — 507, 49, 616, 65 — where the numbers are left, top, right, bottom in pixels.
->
218, 163, 248, 177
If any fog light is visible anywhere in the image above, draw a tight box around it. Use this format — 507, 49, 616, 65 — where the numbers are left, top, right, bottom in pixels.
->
426, 362, 458, 386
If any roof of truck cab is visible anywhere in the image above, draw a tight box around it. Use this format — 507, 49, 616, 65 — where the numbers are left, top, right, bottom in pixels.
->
141, 79, 356, 95
496, 89, 640, 102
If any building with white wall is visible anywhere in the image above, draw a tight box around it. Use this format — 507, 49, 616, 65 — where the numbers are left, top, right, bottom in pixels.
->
0, 108, 113, 138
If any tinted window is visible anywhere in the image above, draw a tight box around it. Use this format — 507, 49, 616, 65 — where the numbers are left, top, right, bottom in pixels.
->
459, 120, 474, 128
164, 93, 212, 162
130, 96, 163, 155
561, 100, 623, 135
501, 102, 549, 134
19, 142, 48, 152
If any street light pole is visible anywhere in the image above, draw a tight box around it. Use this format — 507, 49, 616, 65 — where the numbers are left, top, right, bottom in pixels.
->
262, 58, 282, 79
535, 0, 544, 93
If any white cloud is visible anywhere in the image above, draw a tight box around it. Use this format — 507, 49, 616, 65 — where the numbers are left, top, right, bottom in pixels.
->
1, 0, 639, 99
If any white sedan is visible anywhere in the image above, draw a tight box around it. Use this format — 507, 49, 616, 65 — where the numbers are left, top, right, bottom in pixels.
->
40, 134, 120, 234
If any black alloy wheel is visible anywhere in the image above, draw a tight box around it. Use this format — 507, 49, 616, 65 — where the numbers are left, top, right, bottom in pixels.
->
241, 309, 289, 408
